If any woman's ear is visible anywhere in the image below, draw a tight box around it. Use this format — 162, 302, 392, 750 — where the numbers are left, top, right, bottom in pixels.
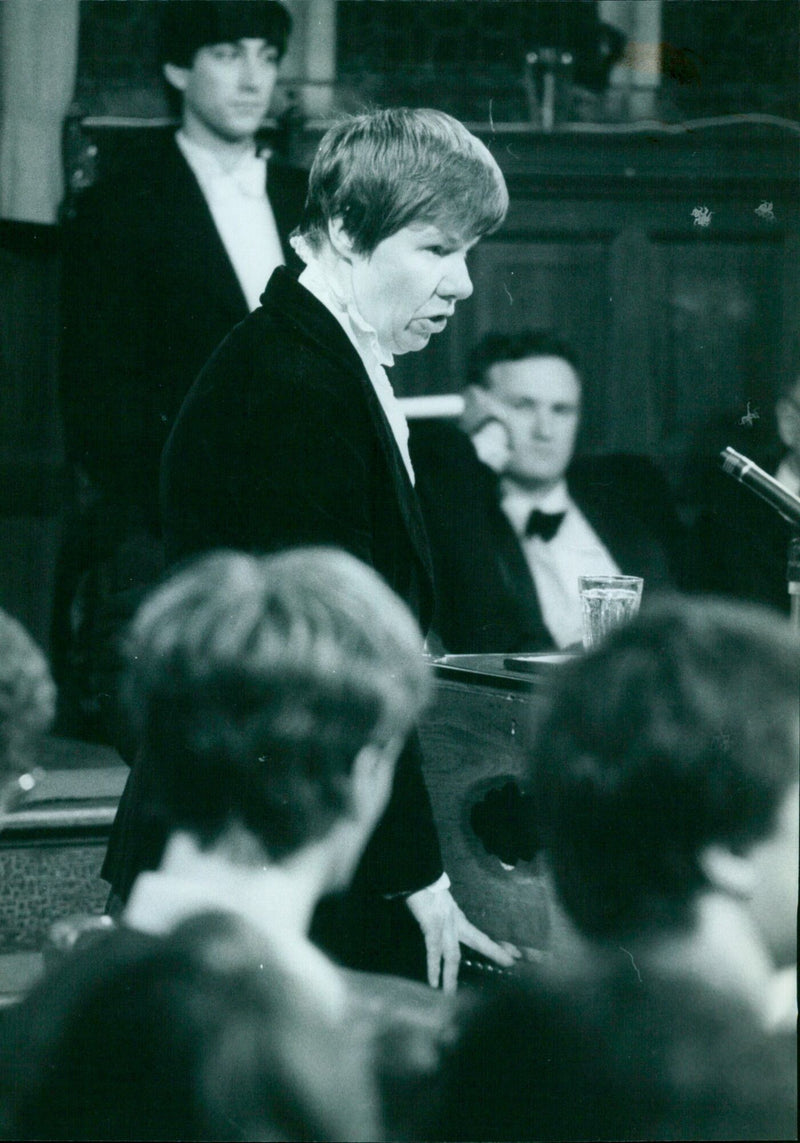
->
163, 62, 189, 93
327, 218, 356, 261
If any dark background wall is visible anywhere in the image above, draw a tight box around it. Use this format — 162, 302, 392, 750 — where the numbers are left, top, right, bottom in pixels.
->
1, 0, 798, 653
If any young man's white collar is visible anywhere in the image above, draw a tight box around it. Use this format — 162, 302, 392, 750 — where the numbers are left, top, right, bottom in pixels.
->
548, 879, 795, 1033
176, 130, 285, 312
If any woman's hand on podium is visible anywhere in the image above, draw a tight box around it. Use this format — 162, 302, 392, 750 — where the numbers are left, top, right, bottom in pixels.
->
406, 879, 520, 992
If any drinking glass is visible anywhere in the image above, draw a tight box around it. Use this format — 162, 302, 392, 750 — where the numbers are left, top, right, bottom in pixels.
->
579, 575, 643, 650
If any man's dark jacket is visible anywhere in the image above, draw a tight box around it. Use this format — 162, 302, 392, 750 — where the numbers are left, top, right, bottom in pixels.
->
102, 268, 443, 978
59, 135, 308, 524
411, 421, 688, 653
53, 137, 307, 739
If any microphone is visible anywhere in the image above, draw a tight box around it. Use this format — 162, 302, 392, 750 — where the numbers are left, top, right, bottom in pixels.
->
719, 447, 800, 529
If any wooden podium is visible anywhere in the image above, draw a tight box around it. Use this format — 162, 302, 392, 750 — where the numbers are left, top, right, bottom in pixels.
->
418, 653, 566, 953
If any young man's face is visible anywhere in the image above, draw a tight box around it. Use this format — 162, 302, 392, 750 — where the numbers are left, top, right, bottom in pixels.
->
165, 39, 280, 146
485, 356, 582, 492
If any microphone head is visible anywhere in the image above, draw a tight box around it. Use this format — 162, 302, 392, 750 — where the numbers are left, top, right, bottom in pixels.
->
719, 447, 747, 477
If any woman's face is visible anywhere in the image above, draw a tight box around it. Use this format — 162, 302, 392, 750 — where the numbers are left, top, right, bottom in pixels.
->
349, 223, 476, 356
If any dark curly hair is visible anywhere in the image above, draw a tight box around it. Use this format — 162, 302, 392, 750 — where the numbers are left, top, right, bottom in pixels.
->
531, 595, 799, 939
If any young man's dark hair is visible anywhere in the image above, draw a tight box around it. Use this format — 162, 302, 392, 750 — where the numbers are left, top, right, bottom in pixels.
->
159, 0, 292, 68
532, 595, 799, 942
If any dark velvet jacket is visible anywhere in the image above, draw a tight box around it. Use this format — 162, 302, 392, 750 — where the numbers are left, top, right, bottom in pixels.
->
103, 269, 443, 976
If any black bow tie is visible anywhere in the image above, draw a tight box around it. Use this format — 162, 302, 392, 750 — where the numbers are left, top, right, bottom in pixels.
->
525, 509, 566, 541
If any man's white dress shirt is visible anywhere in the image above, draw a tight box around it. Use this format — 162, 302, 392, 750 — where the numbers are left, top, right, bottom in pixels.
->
501, 479, 621, 648
177, 131, 285, 312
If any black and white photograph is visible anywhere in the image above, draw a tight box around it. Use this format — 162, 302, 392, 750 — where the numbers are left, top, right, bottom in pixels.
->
0, 2, 797, 1139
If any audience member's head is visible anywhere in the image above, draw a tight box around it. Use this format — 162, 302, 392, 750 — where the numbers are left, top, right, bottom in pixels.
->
160, 1, 292, 137
429, 969, 797, 1141
531, 596, 799, 970
6, 911, 377, 1141
298, 107, 508, 259
121, 547, 429, 887
463, 329, 582, 490
0, 608, 55, 781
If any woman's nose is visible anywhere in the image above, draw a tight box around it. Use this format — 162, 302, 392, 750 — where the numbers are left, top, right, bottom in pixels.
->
441, 254, 473, 301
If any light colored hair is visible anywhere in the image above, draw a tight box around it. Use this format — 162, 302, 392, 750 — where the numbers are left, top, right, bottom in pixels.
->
298, 107, 508, 255
121, 547, 430, 857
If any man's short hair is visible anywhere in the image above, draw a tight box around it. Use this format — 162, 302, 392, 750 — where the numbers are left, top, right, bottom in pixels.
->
531, 595, 800, 939
297, 107, 508, 256
121, 548, 429, 859
159, 1, 292, 67
469, 329, 581, 389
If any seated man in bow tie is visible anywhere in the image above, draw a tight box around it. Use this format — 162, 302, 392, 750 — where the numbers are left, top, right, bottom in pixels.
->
412, 330, 687, 653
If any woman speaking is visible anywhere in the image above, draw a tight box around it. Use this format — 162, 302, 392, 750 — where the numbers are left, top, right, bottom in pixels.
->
106, 107, 515, 990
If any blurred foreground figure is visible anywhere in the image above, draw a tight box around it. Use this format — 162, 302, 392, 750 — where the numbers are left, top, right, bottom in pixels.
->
532, 595, 798, 1029
4, 912, 377, 1141
426, 594, 798, 1142
109, 547, 430, 953
2, 548, 445, 1140
430, 966, 796, 1141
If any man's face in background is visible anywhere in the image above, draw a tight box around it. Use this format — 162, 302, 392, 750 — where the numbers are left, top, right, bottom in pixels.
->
485, 355, 581, 492
164, 38, 280, 146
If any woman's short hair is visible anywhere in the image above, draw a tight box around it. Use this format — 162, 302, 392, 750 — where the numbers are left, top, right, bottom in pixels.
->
531, 595, 800, 939
298, 107, 508, 256
121, 547, 429, 859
